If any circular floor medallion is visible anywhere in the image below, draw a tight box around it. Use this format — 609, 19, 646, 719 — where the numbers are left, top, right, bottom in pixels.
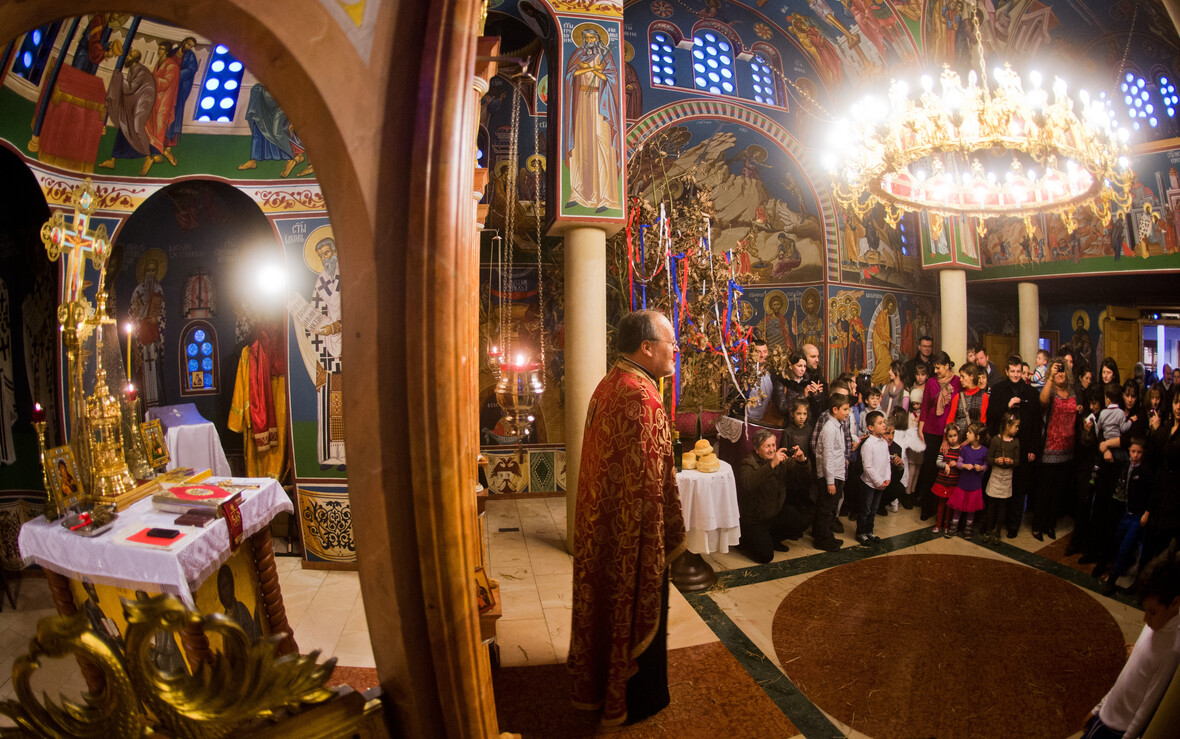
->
772, 554, 1126, 738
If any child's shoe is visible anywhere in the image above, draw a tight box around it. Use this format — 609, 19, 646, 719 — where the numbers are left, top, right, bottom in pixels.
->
964, 524, 973, 539
943, 527, 953, 538
932, 526, 941, 534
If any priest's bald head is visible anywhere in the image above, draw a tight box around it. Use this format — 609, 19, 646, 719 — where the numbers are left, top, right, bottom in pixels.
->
618, 310, 677, 378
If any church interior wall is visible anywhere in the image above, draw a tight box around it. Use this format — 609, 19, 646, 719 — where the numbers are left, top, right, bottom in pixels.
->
0, 14, 357, 567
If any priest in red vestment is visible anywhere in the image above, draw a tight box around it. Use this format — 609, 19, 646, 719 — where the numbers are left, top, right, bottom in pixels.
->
569, 309, 687, 725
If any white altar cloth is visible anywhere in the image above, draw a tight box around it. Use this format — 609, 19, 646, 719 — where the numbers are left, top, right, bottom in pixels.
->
146, 403, 232, 476
676, 461, 741, 555
18, 478, 291, 606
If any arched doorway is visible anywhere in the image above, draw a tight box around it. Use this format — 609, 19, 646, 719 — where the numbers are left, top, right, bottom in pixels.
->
0, 2, 492, 735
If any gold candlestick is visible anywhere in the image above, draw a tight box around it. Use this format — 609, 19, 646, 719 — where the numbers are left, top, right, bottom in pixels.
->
121, 387, 154, 481
31, 406, 61, 522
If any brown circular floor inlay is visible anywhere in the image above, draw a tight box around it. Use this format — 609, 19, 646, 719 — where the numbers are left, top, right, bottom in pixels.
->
772, 554, 1126, 739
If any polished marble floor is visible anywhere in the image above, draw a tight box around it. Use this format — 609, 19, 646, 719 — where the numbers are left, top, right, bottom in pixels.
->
484, 496, 1145, 738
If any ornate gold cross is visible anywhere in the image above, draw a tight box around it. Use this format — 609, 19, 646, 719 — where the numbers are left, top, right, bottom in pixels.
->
40, 178, 111, 304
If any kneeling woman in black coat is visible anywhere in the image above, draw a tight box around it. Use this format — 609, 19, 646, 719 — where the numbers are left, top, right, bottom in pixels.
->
738, 429, 810, 563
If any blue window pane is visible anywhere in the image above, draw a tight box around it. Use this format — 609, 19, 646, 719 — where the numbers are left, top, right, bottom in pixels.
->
202, 357, 214, 371
205, 372, 213, 386
695, 76, 707, 87
650, 43, 660, 51
694, 62, 705, 73
694, 37, 703, 46
708, 85, 720, 94
228, 61, 243, 72
693, 49, 704, 59
705, 32, 716, 42
194, 329, 206, 342
719, 41, 730, 51
663, 77, 675, 85
225, 79, 239, 91
201, 97, 215, 110
708, 72, 719, 82
721, 68, 732, 79
188, 359, 199, 372
707, 58, 718, 68
754, 95, 764, 103
722, 82, 733, 93
706, 46, 717, 57
753, 85, 763, 94
719, 55, 731, 65
201, 342, 213, 356
186, 343, 198, 357
215, 44, 229, 54
31, 30, 41, 44
21, 51, 32, 68
219, 97, 235, 109
211, 60, 225, 73
661, 45, 672, 53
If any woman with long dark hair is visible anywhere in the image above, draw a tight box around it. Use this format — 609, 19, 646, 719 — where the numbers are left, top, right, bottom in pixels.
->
1035, 357, 1078, 540
916, 352, 960, 520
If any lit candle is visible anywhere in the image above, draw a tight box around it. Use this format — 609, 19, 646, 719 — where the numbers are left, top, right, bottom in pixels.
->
124, 384, 137, 403
32, 402, 45, 424
124, 321, 134, 375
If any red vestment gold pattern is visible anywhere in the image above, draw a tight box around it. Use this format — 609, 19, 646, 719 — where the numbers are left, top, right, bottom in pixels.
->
568, 360, 686, 724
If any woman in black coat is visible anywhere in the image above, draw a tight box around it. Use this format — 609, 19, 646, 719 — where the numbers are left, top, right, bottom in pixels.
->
737, 429, 809, 563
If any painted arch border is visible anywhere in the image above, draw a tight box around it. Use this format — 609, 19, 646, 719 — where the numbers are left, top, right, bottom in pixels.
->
625, 99, 838, 277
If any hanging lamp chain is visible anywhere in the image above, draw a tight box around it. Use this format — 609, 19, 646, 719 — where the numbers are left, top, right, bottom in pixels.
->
532, 108, 545, 377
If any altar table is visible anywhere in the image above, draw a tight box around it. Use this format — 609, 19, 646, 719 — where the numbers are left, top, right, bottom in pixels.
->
18, 478, 297, 688
147, 402, 232, 476
671, 461, 741, 592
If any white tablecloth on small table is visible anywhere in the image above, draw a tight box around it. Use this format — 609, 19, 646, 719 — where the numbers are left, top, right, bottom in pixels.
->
676, 461, 741, 554
18, 478, 291, 606
147, 403, 232, 476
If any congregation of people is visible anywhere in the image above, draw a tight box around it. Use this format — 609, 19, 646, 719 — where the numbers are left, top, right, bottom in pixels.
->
730, 337, 1180, 602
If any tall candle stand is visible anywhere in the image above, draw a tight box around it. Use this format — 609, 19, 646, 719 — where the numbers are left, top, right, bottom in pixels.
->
31, 404, 61, 522
121, 385, 154, 481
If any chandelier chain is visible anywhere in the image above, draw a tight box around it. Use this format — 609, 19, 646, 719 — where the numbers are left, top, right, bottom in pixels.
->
503, 78, 522, 359
532, 108, 545, 376
1117, 0, 1140, 80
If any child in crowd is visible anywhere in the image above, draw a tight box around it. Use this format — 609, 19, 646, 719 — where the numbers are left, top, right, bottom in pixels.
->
859, 386, 883, 438
880, 361, 909, 417
947, 422, 988, 538
857, 410, 890, 546
1099, 382, 1132, 463
812, 394, 850, 552
931, 424, 963, 534
1021, 363, 1032, 384
781, 399, 814, 509
906, 363, 928, 503
1146, 384, 1165, 425
1100, 438, 1152, 595
983, 412, 1021, 543
810, 381, 857, 535
1068, 387, 1104, 557
889, 407, 924, 511
877, 420, 907, 516
951, 363, 989, 434
1031, 349, 1049, 388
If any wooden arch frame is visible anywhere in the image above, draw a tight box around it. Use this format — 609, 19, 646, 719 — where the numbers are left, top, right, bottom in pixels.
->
0, 1, 493, 736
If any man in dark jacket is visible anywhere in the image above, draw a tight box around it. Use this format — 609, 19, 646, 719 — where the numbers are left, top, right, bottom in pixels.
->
986, 354, 1042, 537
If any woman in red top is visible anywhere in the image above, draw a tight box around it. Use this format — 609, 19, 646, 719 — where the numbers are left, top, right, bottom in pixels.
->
1035, 358, 1078, 540
916, 351, 961, 520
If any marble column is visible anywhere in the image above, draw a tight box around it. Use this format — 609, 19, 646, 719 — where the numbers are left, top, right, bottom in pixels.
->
564, 226, 607, 548
1018, 282, 1039, 366
940, 269, 967, 366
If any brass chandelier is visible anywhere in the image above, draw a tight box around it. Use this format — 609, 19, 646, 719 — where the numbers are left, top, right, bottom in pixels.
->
823, 19, 1134, 239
